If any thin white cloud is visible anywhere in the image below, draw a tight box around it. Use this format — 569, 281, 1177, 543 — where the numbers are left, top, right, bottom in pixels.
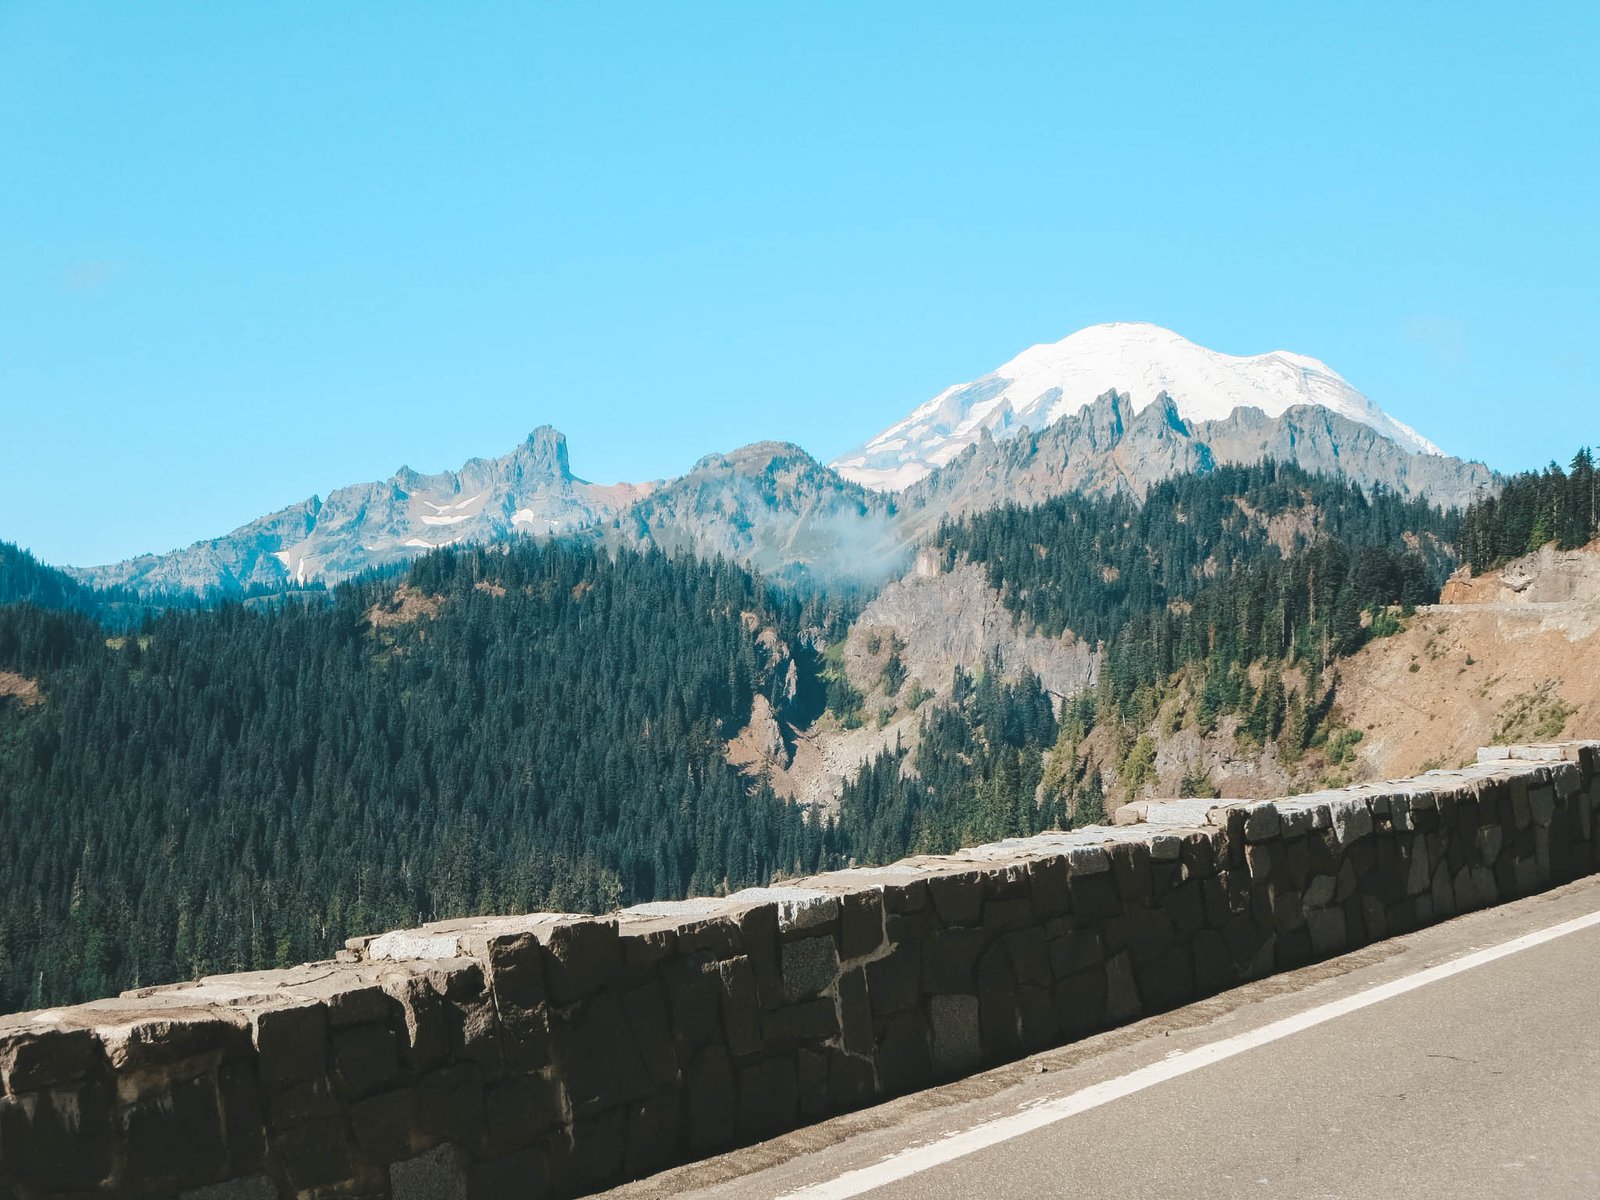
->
1400, 316, 1469, 368
62, 259, 128, 293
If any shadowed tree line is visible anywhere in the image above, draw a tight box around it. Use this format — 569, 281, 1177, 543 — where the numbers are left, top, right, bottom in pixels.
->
0, 541, 844, 1012
1458, 447, 1599, 572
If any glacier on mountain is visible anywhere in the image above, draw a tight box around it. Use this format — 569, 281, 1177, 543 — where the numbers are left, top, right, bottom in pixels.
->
831, 322, 1442, 490
72, 323, 1488, 596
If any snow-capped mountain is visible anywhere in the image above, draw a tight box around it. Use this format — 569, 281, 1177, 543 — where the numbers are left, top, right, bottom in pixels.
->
891, 392, 1493, 543
68, 323, 1489, 597
832, 322, 1443, 490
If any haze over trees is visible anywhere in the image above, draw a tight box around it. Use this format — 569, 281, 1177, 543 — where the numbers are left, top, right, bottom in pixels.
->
0, 541, 172, 627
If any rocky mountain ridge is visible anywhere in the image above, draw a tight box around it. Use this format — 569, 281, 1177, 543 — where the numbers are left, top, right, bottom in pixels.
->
77, 428, 651, 595
68, 326, 1493, 596
74, 404, 1493, 596
895, 392, 1493, 542
603, 441, 907, 587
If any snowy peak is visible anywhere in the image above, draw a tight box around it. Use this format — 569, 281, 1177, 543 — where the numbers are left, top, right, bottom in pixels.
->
832, 322, 1442, 490
71, 325, 1474, 597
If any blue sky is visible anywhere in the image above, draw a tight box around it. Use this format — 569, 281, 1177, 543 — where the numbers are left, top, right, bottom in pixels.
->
3, 2, 1596, 567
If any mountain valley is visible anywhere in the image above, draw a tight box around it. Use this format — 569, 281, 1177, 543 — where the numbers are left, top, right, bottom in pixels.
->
5, 323, 1593, 1017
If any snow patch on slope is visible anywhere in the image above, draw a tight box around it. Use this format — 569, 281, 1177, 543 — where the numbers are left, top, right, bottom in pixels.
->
832, 322, 1442, 490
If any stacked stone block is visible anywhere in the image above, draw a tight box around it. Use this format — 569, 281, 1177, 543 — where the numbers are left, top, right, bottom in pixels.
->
1, 742, 1597, 1197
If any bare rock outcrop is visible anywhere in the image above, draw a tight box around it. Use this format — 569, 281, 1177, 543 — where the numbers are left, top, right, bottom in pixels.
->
844, 561, 1096, 703
0, 671, 40, 706
733, 558, 1096, 812
894, 393, 1493, 544
1339, 545, 1600, 780
1440, 541, 1600, 605
725, 694, 793, 777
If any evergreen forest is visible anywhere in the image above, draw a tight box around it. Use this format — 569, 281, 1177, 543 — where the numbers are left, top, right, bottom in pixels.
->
834, 463, 1460, 856
0, 542, 837, 1011
0, 541, 169, 627
1457, 448, 1599, 571
6, 453, 1595, 1014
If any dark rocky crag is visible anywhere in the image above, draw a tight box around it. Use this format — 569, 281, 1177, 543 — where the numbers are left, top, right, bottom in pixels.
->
895, 392, 1493, 542
71, 398, 1492, 597
605, 441, 908, 588
77, 428, 649, 595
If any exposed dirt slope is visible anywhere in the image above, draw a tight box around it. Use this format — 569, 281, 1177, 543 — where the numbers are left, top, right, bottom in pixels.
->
0, 672, 40, 706
1340, 545, 1600, 779
364, 583, 446, 627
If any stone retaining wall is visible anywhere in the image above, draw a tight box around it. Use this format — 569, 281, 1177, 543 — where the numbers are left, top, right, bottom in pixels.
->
3, 742, 1597, 1198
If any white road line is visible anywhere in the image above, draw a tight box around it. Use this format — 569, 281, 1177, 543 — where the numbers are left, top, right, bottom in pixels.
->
777, 907, 1600, 1200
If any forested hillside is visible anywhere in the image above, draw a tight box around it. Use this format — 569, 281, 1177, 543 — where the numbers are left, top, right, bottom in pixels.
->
1458, 448, 1598, 572
834, 464, 1460, 856
0, 542, 837, 1011
0, 540, 168, 627
938, 463, 1454, 644
0, 459, 1547, 1014
835, 667, 1064, 861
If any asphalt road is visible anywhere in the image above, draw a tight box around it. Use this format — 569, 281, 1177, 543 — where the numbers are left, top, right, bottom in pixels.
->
601, 875, 1600, 1200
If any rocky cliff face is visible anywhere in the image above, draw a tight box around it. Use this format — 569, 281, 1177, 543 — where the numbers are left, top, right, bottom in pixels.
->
78, 428, 649, 594
80, 497, 325, 594
737, 558, 1098, 812
843, 561, 1096, 704
607, 441, 908, 587
893, 393, 1493, 542
1195, 404, 1494, 511
1440, 541, 1600, 605
71, 393, 1490, 596
832, 321, 1444, 490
